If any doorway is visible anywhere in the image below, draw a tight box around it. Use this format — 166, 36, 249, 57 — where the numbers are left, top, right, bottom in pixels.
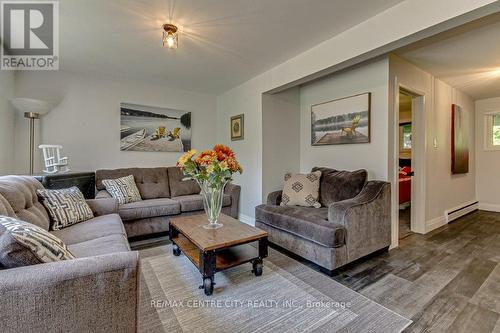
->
395, 86, 426, 240
398, 90, 413, 239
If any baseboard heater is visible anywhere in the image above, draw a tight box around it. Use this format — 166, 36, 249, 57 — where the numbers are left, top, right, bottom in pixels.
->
445, 201, 479, 223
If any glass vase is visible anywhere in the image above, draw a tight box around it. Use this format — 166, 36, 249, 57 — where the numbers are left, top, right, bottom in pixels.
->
198, 180, 228, 229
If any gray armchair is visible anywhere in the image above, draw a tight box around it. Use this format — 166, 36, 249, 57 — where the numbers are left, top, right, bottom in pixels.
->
255, 168, 391, 273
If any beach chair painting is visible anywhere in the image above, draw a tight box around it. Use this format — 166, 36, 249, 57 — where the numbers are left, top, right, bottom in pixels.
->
311, 93, 371, 145
120, 103, 191, 152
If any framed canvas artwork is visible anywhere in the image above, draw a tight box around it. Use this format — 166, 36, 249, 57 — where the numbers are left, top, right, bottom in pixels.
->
311, 92, 371, 145
451, 104, 469, 174
231, 114, 244, 141
120, 103, 191, 152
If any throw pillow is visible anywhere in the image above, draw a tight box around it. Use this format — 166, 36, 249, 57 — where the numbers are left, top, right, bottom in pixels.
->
102, 175, 142, 205
0, 215, 75, 268
280, 171, 322, 208
37, 187, 94, 231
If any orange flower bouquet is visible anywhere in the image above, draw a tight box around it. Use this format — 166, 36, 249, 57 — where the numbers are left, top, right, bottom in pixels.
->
177, 144, 242, 229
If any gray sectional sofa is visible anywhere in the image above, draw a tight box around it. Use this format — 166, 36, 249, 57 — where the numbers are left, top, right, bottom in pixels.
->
95, 166, 241, 238
255, 167, 391, 273
0, 176, 138, 333
0, 167, 240, 332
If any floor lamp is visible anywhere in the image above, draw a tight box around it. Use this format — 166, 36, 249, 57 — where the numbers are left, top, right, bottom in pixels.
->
11, 98, 53, 174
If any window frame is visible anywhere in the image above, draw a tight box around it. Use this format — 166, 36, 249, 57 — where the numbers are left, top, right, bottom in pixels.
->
484, 111, 500, 151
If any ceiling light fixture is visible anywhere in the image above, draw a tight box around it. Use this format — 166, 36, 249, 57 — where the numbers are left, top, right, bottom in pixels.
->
162, 23, 178, 49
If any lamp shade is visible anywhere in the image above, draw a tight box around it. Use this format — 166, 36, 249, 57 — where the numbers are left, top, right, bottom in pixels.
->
10, 98, 53, 116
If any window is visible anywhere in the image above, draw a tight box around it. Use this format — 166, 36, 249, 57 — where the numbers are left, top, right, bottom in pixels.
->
402, 124, 412, 150
493, 114, 500, 146
485, 112, 500, 150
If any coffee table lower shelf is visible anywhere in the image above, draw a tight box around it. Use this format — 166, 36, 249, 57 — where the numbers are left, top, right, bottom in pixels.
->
170, 232, 268, 296
174, 233, 259, 271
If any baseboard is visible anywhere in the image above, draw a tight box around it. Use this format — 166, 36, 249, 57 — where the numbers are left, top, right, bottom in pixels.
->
479, 202, 500, 213
444, 200, 478, 223
238, 213, 255, 226
425, 216, 446, 233
425, 200, 480, 233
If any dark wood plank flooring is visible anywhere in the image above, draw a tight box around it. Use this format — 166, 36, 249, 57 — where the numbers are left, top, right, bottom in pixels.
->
399, 206, 412, 239
331, 210, 500, 332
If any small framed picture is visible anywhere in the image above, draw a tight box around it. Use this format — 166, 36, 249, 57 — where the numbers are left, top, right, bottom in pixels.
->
231, 114, 244, 141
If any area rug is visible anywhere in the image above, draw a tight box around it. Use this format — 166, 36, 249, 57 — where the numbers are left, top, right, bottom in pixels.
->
138, 245, 411, 333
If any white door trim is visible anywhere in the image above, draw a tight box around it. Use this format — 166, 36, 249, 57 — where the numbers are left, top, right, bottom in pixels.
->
391, 77, 427, 248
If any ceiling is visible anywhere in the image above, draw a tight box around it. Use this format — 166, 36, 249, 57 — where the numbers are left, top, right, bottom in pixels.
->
58, 0, 403, 94
397, 14, 500, 100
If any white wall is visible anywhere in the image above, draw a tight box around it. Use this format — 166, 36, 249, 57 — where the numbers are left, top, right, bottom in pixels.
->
262, 88, 301, 202
428, 79, 476, 220
0, 70, 15, 175
389, 56, 476, 246
14, 71, 218, 174
217, 0, 493, 222
476, 97, 500, 212
300, 58, 389, 180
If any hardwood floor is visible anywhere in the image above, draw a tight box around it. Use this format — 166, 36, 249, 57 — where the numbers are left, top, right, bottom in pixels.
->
399, 206, 412, 239
331, 210, 500, 332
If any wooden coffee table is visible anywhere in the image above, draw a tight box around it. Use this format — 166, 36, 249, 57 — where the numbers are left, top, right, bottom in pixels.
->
169, 213, 268, 296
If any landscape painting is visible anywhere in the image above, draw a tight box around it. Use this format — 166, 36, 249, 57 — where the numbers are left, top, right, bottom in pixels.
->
120, 103, 191, 152
311, 93, 371, 145
451, 104, 469, 174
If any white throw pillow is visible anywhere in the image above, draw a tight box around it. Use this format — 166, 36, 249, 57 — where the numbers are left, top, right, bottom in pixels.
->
280, 171, 322, 208
0, 215, 75, 268
37, 187, 94, 230
102, 175, 142, 205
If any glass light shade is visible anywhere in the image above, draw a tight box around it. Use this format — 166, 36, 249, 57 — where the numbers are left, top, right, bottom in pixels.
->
10, 98, 53, 116
163, 30, 178, 49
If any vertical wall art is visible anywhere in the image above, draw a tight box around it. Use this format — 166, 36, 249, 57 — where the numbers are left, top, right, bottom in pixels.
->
451, 104, 469, 174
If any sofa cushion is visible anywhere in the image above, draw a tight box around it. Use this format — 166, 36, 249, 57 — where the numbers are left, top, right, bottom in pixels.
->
118, 198, 180, 221
96, 167, 170, 199
0, 193, 15, 217
0, 176, 50, 230
67, 234, 130, 258
255, 204, 345, 248
167, 167, 200, 197
95, 190, 112, 199
37, 187, 94, 230
51, 213, 126, 245
312, 167, 367, 206
0, 216, 75, 268
172, 194, 231, 212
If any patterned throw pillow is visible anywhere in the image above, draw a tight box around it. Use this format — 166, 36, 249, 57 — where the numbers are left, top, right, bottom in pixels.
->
280, 171, 322, 208
37, 187, 94, 231
0, 216, 75, 268
102, 175, 142, 205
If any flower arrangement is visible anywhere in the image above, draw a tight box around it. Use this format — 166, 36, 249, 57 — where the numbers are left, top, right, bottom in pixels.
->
177, 144, 242, 229
177, 144, 242, 185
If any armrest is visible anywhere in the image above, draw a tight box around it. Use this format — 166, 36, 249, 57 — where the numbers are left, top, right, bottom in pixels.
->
0, 251, 139, 333
224, 182, 241, 218
267, 190, 283, 205
86, 198, 119, 216
328, 181, 391, 261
